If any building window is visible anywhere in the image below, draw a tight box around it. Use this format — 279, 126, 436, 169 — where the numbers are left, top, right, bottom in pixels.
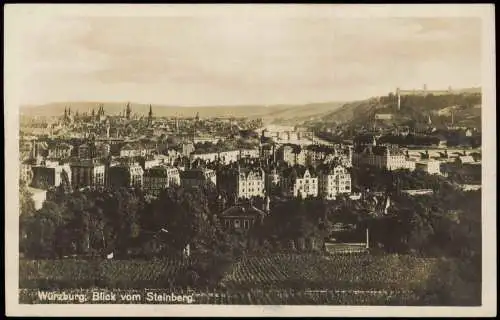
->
234, 220, 240, 228
243, 220, 249, 229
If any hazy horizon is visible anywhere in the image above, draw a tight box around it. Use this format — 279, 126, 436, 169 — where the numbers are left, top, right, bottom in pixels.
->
13, 7, 482, 107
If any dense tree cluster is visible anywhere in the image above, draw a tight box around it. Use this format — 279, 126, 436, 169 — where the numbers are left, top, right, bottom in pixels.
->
19, 184, 232, 261
350, 165, 457, 193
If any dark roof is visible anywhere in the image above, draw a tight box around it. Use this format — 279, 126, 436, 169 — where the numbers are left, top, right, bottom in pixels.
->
144, 166, 175, 177
282, 165, 317, 178
180, 168, 212, 180
356, 144, 404, 156
305, 144, 336, 153
220, 204, 265, 218
49, 142, 73, 150
238, 167, 264, 178
70, 159, 105, 167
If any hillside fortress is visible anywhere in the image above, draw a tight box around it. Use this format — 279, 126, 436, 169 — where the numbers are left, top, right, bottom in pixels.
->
396, 85, 464, 110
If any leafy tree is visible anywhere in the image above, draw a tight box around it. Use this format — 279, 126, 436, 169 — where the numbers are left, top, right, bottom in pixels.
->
22, 201, 68, 258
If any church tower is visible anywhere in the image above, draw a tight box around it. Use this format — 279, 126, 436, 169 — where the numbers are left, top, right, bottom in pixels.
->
148, 104, 153, 126
126, 102, 131, 120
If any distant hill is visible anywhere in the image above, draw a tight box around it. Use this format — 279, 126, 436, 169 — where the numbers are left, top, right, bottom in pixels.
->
308, 88, 482, 129
260, 101, 345, 125
19, 101, 344, 124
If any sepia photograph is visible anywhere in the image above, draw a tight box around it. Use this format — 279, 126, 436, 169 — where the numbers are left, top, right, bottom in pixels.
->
4, 4, 496, 317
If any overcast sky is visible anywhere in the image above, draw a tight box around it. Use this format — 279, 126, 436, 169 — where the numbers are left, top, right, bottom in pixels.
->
14, 8, 482, 106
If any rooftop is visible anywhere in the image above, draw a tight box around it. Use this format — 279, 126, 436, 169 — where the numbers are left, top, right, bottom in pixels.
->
70, 159, 105, 167
180, 168, 215, 180
220, 204, 266, 218
282, 165, 317, 178
144, 166, 177, 177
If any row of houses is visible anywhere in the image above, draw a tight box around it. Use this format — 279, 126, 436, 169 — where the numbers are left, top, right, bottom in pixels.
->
22, 157, 353, 202
189, 148, 260, 165
218, 163, 352, 200
189, 143, 353, 168
21, 139, 191, 162
275, 144, 353, 168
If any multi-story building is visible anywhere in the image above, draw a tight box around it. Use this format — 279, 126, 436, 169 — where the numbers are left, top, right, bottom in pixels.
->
47, 142, 73, 159
353, 144, 414, 171
281, 166, 319, 198
119, 143, 156, 158
318, 164, 352, 200
231, 167, 266, 199
78, 142, 110, 159
143, 166, 181, 196
333, 145, 353, 168
108, 162, 144, 189
278, 144, 307, 166
20, 162, 34, 185
415, 160, 441, 175
180, 168, 217, 189
305, 145, 331, 166
162, 149, 180, 166
31, 161, 72, 189
189, 149, 241, 165
218, 150, 240, 165
239, 148, 260, 160
305, 145, 352, 167
279, 145, 297, 166
70, 159, 106, 189
138, 151, 180, 170
181, 142, 195, 157
19, 140, 34, 161
78, 143, 92, 159
190, 151, 219, 164
140, 157, 163, 170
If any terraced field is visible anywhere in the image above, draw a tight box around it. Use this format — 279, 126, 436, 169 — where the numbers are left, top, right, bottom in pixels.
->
220, 253, 440, 291
19, 253, 449, 305
20, 259, 192, 289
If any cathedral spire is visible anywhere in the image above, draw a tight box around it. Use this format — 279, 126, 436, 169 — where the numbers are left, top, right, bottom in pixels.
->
126, 102, 131, 120
147, 104, 153, 126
